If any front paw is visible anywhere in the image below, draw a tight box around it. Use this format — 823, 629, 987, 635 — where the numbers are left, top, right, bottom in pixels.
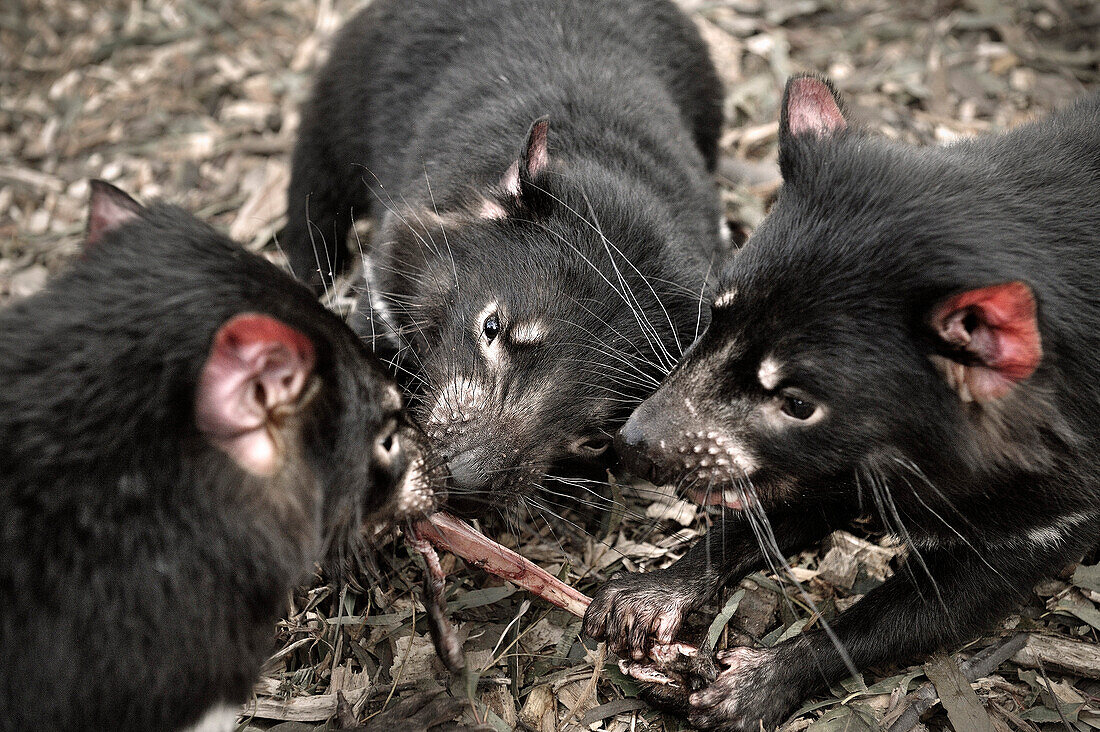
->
582, 569, 705, 660
615, 642, 720, 715
687, 647, 802, 731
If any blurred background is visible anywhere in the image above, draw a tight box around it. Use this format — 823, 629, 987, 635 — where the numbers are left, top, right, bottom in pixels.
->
2, 1, 1098, 730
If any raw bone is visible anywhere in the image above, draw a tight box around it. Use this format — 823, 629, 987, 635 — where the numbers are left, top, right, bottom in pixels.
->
412, 512, 719, 695
413, 512, 592, 618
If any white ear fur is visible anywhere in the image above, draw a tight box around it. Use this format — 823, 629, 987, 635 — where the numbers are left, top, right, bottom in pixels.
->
499, 160, 522, 197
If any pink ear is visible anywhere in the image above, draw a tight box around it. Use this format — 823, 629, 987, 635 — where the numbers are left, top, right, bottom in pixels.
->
781, 74, 847, 140
195, 314, 316, 476
86, 180, 143, 246
499, 116, 551, 197
932, 282, 1042, 402
521, 116, 550, 181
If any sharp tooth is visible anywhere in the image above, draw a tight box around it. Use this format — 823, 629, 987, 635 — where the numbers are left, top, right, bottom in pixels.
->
723, 489, 738, 505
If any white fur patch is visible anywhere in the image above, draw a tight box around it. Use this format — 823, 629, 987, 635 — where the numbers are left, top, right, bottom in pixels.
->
478, 198, 508, 219
919, 511, 1091, 552
509, 319, 547, 344
713, 289, 737, 308
383, 386, 402, 413
1025, 512, 1090, 549
500, 160, 521, 197
183, 704, 238, 732
394, 452, 433, 515
723, 440, 758, 476
757, 357, 781, 391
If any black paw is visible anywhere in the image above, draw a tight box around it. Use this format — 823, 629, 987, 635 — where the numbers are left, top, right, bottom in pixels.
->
583, 569, 707, 660
617, 641, 720, 713
686, 647, 802, 731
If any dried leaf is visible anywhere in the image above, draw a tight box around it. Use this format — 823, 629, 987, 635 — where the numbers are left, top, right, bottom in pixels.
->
924, 653, 995, 732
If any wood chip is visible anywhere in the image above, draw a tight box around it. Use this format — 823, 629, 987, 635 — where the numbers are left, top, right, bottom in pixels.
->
245, 687, 368, 722
1012, 634, 1100, 679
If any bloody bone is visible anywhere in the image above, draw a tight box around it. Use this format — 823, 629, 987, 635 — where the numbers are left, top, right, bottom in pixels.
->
412, 511, 718, 698
412, 512, 591, 618
407, 533, 465, 673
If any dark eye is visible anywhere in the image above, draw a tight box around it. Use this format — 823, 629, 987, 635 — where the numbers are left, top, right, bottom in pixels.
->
570, 435, 612, 459
781, 395, 816, 421
483, 313, 500, 343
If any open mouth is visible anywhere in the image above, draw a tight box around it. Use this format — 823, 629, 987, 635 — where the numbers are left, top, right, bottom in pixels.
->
687, 486, 746, 510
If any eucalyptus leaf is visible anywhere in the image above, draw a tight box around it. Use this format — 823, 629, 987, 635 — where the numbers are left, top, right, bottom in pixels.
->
447, 585, 516, 612
1071, 563, 1100, 593
706, 589, 746, 650
1054, 600, 1100, 633
805, 704, 877, 731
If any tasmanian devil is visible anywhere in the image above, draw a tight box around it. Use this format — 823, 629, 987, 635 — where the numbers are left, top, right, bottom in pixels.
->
0, 182, 441, 731
282, 0, 725, 507
583, 75, 1100, 729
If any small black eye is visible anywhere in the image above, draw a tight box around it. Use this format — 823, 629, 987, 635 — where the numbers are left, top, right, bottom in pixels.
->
781, 395, 816, 420
483, 313, 500, 343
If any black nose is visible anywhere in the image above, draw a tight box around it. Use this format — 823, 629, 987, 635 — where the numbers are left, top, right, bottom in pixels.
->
615, 403, 660, 479
447, 449, 488, 492
617, 409, 648, 450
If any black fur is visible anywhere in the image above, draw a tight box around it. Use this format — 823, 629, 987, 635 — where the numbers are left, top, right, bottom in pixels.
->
585, 80, 1100, 729
0, 187, 435, 731
284, 0, 726, 505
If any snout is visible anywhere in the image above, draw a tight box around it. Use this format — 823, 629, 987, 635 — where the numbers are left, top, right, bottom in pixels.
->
617, 386, 757, 510
368, 423, 442, 529
447, 448, 489, 493
615, 395, 677, 484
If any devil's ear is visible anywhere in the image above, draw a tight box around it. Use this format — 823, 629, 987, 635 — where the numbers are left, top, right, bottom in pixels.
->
930, 281, 1042, 403
778, 74, 847, 178
195, 313, 317, 476
498, 116, 551, 199
519, 116, 550, 185
86, 180, 144, 247
780, 74, 847, 142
